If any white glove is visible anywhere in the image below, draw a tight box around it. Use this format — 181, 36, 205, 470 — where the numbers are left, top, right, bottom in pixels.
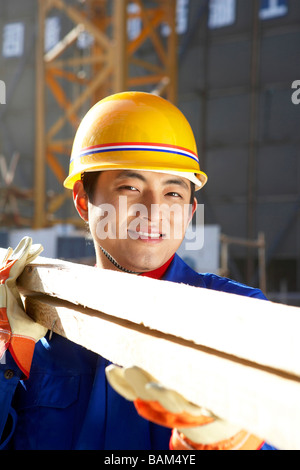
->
0, 237, 48, 377
105, 364, 241, 445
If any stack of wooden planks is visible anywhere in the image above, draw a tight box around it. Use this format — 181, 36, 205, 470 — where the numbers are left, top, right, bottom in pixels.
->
1, 248, 300, 449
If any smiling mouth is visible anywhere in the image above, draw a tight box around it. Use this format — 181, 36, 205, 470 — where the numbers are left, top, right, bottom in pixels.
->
128, 230, 165, 240
138, 231, 163, 238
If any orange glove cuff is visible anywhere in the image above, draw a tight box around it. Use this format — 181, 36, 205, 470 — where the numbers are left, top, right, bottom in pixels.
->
1, 259, 35, 379
0, 306, 12, 361
134, 398, 214, 429
170, 429, 265, 451
0, 259, 17, 282
1, 308, 35, 379
9, 335, 35, 379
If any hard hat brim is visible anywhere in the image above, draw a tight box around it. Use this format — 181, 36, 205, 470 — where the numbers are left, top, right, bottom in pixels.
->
64, 166, 207, 191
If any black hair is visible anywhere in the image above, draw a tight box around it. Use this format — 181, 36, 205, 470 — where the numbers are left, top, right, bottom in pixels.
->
82, 171, 196, 205
81, 171, 99, 203
190, 181, 195, 205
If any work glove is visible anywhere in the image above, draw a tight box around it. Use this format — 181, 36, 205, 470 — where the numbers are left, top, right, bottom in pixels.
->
0, 237, 47, 378
105, 364, 265, 450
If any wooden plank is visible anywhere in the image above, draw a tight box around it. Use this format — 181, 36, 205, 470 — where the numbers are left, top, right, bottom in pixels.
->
1, 249, 300, 448
23, 293, 300, 450
15, 254, 300, 380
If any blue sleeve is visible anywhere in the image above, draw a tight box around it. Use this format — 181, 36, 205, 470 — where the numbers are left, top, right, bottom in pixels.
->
261, 442, 277, 450
201, 273, 267, 300
0, 351, 23, 450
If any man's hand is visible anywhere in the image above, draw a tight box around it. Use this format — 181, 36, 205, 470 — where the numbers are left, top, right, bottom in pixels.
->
106, 364, 264, 450
0, 237, 47, 378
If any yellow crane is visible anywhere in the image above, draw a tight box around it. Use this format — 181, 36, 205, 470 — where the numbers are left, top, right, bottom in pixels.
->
34, 0, 178, 228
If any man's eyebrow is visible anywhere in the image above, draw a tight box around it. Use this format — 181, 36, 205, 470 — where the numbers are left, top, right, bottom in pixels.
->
163, 178, 190, 190
115, 170, 190, 190
115, 171, 147, 182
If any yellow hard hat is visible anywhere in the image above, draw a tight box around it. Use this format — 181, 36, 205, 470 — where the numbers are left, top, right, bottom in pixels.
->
63, 91, 207, 190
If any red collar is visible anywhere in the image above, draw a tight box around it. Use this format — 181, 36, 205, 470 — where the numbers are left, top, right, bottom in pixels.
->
139, 255, 174, 280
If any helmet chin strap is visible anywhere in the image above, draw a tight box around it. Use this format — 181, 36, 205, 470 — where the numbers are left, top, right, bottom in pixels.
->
99, 245, 141, 274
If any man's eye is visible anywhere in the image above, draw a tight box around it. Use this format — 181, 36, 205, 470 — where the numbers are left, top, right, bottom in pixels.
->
119, 185, 138, 191
167, 192, 182, 198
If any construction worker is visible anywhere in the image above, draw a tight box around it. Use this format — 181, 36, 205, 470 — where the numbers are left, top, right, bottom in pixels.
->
0, 92, 275, 450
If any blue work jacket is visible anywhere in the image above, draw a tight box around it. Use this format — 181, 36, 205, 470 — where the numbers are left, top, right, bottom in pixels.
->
0, 254, 274, 450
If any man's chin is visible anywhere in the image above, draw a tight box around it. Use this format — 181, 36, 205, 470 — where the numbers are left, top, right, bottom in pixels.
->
100, 240, 173, 273
117, 254, 164, 274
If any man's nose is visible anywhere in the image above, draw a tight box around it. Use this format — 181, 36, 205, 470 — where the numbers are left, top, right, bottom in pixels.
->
141, 191, 164, 222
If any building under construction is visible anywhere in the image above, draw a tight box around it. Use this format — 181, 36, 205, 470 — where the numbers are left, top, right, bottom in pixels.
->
0, 0, 299, 304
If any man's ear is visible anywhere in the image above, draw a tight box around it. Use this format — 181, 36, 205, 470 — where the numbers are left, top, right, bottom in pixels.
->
73, 180, 89, 221
189, 197, 197, 223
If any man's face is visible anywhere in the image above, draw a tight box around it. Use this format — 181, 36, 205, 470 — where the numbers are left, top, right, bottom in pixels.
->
75, 169, 197, 272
